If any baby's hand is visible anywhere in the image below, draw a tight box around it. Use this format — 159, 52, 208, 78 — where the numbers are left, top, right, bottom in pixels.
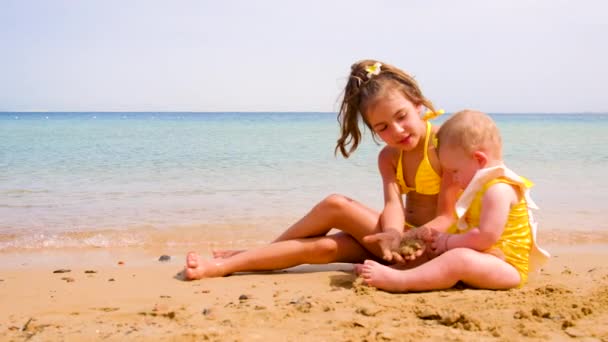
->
403, 226, 434, 243
392, 226, 433, 261
397, 237, 426, 261
430, 231, 450, 255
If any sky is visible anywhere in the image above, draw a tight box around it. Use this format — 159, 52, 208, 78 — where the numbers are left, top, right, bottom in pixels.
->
0, 0, 606, 113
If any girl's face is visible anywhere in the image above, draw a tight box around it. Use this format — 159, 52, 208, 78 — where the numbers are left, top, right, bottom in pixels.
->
438, 145, 480, 189
365, 89, 425, 151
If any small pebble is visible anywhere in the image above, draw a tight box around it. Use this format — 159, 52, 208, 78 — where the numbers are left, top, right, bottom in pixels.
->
53, 269, 71, 274
118, 261, 125, 265
22, 318, 34, 331
239, 294, 249, 300
108, 278, 115, 282
158, 255, 171, 262
85, 270, 97, 274
61, 277, 75, 283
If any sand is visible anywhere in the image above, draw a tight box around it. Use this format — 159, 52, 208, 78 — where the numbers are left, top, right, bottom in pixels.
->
1, 242, 607, 341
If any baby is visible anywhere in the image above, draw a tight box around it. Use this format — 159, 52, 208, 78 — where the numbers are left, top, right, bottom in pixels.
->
358, 110, 550, 292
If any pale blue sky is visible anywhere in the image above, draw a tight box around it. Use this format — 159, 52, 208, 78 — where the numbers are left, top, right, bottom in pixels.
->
1, 0, 606, 112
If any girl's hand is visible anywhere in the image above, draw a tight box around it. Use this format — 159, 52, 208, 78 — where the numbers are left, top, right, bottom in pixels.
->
363, 230, 404, 263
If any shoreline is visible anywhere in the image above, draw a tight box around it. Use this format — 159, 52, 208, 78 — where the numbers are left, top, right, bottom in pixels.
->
1, 240, 608, 269
2, 224, 608, 255
1, 242, 607, 341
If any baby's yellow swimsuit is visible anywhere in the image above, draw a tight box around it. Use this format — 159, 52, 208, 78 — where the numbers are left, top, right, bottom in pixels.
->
454, 166, 550, 286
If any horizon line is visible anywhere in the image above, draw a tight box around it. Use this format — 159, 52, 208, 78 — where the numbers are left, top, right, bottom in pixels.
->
1, 111, 607, 115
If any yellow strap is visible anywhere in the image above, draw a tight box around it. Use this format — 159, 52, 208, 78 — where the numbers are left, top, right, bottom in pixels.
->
422, 109, 444, 148
422, 109, 445, 121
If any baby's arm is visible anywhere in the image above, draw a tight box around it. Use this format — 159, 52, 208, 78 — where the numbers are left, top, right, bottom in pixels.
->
435, 182, 517, 253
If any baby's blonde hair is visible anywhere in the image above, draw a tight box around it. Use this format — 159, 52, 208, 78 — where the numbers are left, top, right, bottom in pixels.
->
437, 110, 502, 159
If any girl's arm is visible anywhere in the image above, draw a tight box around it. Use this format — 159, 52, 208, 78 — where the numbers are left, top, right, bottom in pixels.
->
378, 146, 406, 237
417, 124, 458, 233
401, 173, 459, 261
422, 170, 459, 232
435, 182, 517, 253
363, 146, 406, 261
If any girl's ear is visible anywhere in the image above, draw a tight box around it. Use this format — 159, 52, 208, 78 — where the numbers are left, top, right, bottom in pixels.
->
417, 104, 424, 115
473, 151, 488, 168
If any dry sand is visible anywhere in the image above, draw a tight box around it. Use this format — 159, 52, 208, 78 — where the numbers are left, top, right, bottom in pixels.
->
1, 243, 607, 341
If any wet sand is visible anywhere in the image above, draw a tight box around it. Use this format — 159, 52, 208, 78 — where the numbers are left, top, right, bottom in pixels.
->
1, 242, 607, 341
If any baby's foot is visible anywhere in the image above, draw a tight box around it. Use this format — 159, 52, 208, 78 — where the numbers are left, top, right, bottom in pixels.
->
355, 261, 410, 275
184, 252, 225, 280
212, 249, 245, 259
353, 263, 365, 275
359, 260, 408, 292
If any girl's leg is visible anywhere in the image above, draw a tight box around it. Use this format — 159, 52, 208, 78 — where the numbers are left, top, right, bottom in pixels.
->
186, 233, 375, 280
272, 194, 381, 242
358, 248, 521, 292
213, 194, 383, 257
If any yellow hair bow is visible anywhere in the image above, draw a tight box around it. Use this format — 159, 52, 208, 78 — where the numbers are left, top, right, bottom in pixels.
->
423, 109, 445, 121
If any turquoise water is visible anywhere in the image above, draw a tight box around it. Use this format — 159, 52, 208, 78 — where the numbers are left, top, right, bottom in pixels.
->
1, 112, 607, 250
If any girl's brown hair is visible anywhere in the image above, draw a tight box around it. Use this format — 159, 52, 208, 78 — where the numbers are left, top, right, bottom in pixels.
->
335, 59, 436, 158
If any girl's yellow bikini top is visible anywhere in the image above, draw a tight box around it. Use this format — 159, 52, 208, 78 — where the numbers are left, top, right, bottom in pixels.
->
395, 110, 443, 195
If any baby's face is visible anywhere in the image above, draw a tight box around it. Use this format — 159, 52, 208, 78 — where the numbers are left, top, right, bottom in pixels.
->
438, 145, 479, 189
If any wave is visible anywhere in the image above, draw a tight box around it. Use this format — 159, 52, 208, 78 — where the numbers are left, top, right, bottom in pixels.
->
0, 222, 286, 252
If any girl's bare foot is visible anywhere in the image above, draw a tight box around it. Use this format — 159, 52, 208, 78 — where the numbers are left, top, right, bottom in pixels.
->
212, 249, 245, 259
184, 252, 226, 280
359, 259, 408, 292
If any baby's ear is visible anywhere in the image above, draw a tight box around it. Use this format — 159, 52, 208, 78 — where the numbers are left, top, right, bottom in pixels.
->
473, 151, 488, 167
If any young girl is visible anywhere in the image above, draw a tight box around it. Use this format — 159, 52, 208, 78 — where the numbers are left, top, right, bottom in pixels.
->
358, 110, 550, 292
184, 60, 459, 279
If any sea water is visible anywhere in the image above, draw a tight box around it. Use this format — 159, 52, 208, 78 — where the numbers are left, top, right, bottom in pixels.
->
1, 112, 607, 250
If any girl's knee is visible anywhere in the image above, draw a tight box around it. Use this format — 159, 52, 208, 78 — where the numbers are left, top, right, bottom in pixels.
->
318, 194, 352, 212
310, 238, 340, 263
309, 234, 364, 263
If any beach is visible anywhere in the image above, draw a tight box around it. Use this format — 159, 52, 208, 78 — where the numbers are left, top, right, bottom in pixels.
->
3, 0, 608, 339
2, 112, 608, 340
1, 239, 607, 341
